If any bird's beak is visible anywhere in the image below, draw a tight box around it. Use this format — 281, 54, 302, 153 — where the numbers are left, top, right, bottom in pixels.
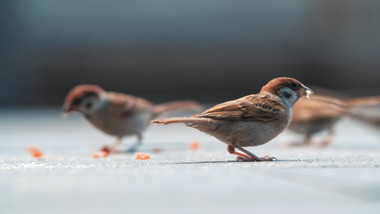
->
61, 104, 72, 118
299, 86, 313, 99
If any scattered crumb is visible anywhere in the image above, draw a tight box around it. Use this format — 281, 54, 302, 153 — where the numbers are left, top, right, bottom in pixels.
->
93, 150, 109, 158
27, 146, 44, 158
153, 147, 163, 153
189, 140, 201, 150
135, 152, 150, 160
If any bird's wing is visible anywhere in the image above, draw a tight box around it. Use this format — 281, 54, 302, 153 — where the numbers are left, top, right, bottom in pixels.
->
199, 94, 284, 122
291, 95, 347, 122
106, 92, 153, 117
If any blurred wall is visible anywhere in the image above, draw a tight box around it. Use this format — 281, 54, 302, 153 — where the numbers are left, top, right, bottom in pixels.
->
1, 0, 380, 106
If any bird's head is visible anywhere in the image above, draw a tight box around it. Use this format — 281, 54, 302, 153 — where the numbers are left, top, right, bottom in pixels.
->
260, 77, 313, 106
62, 84, 104, 116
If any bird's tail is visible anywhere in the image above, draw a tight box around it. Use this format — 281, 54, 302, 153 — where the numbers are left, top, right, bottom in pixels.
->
152, 100, 202, 116
346, 96, 380, 125
346, 96, 380, 108
151, 116, 215, 126
152, 117, 200, 125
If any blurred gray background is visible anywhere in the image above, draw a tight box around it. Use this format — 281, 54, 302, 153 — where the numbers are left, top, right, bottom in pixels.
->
1, 0, 380, 107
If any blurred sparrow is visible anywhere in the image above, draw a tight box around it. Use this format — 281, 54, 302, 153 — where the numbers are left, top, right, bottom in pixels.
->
289, 95, 380, 147
350, 105, 380, 128
62, 84, 202, 153
152, 77, 312, 161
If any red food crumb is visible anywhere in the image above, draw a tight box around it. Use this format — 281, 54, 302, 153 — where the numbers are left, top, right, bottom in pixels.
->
189, 141, 201, 150
93, 150, 109, 158
135, 152, 150, 160
27, 146, 44, 158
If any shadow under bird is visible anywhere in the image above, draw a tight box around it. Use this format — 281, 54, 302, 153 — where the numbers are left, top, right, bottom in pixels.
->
62, 84, 202, 153
152, 77, 312, 161
288, 94, 380, 147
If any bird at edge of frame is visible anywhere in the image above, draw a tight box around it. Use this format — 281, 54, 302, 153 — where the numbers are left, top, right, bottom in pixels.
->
62, 84, 203, 154
152, 77, 313, 162
287, 94, 380, 147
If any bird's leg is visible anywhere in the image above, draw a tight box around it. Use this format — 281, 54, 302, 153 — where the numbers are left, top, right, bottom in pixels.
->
227, 145, 251, 159
101, 137, 122, 153
320, 129, 335, 147
286, 133, 312, 147
287, 133, 312, 147
125, 134, 142, 153
235, 146, 277, 162
305, 133, 313, 146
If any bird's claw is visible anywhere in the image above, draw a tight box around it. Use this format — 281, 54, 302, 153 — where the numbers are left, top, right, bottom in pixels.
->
260, 156, 277, 161
236, 156, 277, 162
125, 147, 138, 153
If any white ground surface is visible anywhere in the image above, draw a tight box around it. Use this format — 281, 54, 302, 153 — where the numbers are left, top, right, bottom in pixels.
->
1, 108, 380, 214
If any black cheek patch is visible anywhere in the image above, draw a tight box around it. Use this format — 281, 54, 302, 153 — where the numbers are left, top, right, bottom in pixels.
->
283, 91, 292, 99
85, 102, 93, 109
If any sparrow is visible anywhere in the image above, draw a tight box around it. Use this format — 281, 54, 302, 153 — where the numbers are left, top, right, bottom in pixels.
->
62, 84, 202, 153
289, 94, 380, 147
350, 105, 380, 128
152, 77, 312, 161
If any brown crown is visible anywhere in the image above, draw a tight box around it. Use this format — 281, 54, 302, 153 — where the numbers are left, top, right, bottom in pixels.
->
64, 84, 104, 106
260, 77, 304, 95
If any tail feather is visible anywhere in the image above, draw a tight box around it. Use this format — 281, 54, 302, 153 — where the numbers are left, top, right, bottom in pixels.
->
346, 96, 380, 107
347, 96, 380, 126
152, 100, 202, 116
152, 117, 202, 125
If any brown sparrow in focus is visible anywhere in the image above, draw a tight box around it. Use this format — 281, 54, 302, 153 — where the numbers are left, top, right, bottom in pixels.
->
62, 84, 202, 153
289, 95, 380, 147
152, 77, 312, 161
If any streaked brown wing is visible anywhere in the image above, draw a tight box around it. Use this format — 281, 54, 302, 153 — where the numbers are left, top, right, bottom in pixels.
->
199, 94, 283, 122
106, 92, 153, 117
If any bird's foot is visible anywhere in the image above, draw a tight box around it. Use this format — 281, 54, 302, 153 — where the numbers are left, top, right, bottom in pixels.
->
286, 141, 309, 147
100, 145, 121, 154
125, 145, 139, 153
100, 137, 122, 154
100, 146, 113, 153
236, 155, 277, 162
320, 138, 333, 148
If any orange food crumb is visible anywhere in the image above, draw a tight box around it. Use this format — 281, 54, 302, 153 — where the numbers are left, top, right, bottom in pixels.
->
152, 147, 163, 153
93, 150, 109, 158
27, 146, 44, 158
189, 141, 201, 150
135, 152, 150, 160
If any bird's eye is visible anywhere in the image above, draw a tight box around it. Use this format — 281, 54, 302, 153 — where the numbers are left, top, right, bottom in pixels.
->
290, 82, 299, 90
85, 102, 93, 109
